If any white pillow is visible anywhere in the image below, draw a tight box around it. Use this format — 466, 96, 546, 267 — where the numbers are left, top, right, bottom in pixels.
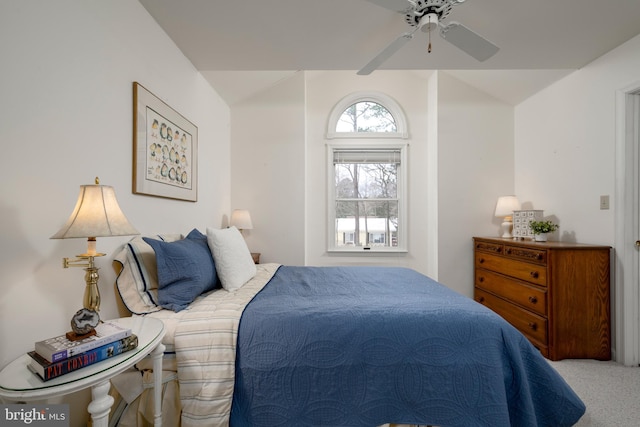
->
206, 226, 257, 291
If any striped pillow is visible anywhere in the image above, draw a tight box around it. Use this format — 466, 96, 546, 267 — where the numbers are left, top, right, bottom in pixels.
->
114, 234, 183, 314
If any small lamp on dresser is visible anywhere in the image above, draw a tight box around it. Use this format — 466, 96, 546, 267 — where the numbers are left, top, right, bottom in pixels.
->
230, 209, 253, 236
494, 195, 521, 239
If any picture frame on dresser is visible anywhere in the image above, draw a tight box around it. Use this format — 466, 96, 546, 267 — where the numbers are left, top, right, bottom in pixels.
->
133, 82, 198, 202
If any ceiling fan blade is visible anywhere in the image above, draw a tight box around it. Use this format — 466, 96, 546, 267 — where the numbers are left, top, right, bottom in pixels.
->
357, 32, 414, 75
362, 0, 415, 13
439, 22, 499, 61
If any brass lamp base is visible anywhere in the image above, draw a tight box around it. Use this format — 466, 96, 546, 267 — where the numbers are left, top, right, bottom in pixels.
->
63, 253, 104, 313
82, 263, 101, 312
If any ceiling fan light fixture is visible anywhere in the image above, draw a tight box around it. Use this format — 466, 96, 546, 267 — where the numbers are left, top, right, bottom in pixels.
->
420, 12, 439, 32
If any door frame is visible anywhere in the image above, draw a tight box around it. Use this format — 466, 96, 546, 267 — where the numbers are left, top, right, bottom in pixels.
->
615, 82, 640, 366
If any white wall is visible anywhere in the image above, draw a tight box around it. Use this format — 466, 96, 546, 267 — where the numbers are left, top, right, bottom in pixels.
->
230, 72, 306, 264
0, 1, 230, 424
437, 71, 515, 294
515, 34, 640, 246
426, 72, 440, 280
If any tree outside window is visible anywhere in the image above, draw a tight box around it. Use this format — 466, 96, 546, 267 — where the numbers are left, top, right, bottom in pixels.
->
336, 101, 397, 133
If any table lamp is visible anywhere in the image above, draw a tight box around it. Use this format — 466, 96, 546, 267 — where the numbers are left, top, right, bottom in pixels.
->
494, 195, 521, 239
230, 209, 253, 236
51, 177, 139, 339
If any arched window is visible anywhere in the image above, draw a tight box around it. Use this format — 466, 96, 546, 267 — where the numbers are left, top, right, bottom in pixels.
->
326, 91, 408, 139
326, 92, 408, 253
336, 101, 397, 133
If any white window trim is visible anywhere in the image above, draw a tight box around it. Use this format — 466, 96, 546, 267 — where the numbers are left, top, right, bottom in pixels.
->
327, 142, 408, 254
326, 91, 409, 140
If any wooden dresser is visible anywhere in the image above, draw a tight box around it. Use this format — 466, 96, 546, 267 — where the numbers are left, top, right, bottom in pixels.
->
473, 237, 611, 361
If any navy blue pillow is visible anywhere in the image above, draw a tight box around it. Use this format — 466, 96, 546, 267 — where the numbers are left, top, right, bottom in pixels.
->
143, 229, 218, 312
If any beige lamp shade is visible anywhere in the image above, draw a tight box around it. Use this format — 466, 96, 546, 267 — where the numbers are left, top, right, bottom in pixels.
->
494, 196, 521, 218
230, 209, 253, 230
51, 182, 139, 242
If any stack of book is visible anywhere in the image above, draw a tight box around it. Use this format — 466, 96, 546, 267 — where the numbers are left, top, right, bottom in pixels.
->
28, 321, 138, 382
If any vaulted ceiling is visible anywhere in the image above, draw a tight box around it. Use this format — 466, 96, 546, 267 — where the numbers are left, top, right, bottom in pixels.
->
139, 0, 640, 105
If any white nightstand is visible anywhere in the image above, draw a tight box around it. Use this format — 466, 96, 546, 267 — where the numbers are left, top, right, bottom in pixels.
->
0, 317, 165, 427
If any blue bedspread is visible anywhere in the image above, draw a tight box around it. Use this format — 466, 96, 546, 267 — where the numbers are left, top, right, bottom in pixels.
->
230, 266, 585, 427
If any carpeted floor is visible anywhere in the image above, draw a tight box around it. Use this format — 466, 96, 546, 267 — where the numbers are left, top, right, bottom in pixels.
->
548, 359, 640, 426
384, 359, 640, 427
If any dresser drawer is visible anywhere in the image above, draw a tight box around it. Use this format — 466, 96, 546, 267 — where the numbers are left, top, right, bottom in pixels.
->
504, 244, 547, 264
475, 288, 548, 346
475, 269, 547, 316
474, 252, 547, 287
474, 240, 504, 254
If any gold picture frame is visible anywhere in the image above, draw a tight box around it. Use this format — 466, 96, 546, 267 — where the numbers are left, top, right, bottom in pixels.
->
133, 82, 198, 202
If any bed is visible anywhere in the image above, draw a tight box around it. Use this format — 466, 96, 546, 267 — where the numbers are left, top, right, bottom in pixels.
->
111, 227, 586, 427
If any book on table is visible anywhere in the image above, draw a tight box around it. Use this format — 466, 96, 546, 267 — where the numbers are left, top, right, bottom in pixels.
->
34, 321, 132, 363
28, 334, 138, 381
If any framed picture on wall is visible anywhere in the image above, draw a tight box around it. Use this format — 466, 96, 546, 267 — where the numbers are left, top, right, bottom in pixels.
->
133, 82, 198, 202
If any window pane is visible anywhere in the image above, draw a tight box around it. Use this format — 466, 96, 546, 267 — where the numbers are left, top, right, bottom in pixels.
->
336, 101, 397, 133
334, 200, 398, 247
335, 163, 397, 199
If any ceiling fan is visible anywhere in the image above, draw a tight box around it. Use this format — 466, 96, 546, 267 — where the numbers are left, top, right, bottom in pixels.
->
358, 0, 499, 75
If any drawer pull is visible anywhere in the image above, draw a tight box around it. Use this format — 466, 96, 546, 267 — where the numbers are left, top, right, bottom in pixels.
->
479, 258, 485, 264
479, 276, 484, 283
528, 322, 538, 331
477, 296, 485, 303
530, 271, 539, 279
528, 296, 538, 304
536, 254, 543, 260
505, 248, 511, 254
